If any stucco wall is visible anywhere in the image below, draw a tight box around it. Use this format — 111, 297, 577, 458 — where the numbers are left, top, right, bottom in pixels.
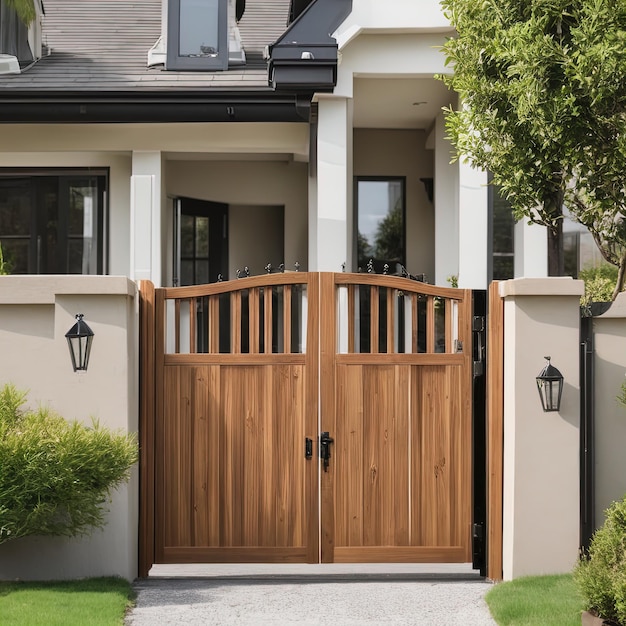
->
591, 293, 626, 527
500, 278, 584, 580
0, 276, 138, 581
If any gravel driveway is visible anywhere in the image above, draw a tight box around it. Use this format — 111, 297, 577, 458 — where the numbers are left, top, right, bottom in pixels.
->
126, 576, 496, 625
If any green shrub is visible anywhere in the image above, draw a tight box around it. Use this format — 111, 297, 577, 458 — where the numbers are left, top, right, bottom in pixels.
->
574, 494, 626, 623
579, 264, 620, 308
0, 384, 138, 543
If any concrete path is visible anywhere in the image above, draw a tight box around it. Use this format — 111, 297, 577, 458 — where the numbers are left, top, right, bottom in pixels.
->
126, 565, 497, 626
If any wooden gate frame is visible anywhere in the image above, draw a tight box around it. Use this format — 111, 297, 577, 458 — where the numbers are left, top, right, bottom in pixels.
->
138, 275, 502, 577
487, 282, 504, 581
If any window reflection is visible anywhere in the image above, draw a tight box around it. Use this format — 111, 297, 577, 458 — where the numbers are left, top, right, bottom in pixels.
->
179, 0, 219, 57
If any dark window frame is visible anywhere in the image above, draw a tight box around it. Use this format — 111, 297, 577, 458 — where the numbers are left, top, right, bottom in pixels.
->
0, 168, 108, 275
166, 0, 228, 71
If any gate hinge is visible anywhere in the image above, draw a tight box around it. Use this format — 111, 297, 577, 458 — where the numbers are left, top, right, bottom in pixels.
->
472, 522, 485, 574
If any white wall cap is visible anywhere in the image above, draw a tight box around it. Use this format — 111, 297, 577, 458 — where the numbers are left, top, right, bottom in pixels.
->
499, 277, 584, 298
0, 276, 137, 304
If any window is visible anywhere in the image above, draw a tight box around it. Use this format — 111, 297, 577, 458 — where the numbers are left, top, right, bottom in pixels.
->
355, 177, 406, 274
0, 0, 34, 64
166, 0, 228, 70
0, 171, 107, 275
489, 183, 515, 281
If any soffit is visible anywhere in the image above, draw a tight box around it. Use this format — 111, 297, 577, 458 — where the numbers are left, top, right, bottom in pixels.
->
352, 77, 456, 129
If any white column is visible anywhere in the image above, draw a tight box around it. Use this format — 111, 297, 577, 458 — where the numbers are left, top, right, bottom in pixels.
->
131, 151, 163, 286
433, 112, 459, 286
501, 277, 583, 580
310, 96, 353, 272
514, 218, 548, 278
457, 160, 489, 289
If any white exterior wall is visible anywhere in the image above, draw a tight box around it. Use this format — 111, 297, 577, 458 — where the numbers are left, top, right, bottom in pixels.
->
0, 276, 138, 581
514, 218, 548, 278
311, 97, 353, 272
432, 113, 459, 286
500, 278, 584, 580
457, 162, 489, 289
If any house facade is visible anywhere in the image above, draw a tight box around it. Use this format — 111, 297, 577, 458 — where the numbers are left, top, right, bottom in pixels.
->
0, 0, 553, 290
0, 0, 592, 584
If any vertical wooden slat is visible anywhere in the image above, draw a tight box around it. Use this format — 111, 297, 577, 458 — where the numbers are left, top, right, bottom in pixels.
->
192, 366, 209, 545
305, 273, 320, 563
207, 365, 221, 546
348, 285, 356, 354
283, 285, 292, 354
249, 288, 260, 354
487, 282, 504, 581
393, 365, 410, 546
264, 287, 273, 354
458, 291, 474, 562
138, 280, 156, 577
320, 272, 336, 562
209, 295, 219, 354
231, 291, 242, 354
426, 296, 435, 353
154, 287, 166, 562
189, 298, 197, 354
370, 286, 379, 354
386, 288, 394, 354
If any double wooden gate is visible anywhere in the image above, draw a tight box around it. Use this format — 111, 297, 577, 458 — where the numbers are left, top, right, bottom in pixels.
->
139, 272, 474, 574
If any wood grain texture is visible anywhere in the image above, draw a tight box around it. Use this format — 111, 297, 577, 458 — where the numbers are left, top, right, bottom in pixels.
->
147, 273, 474, 568
138, 280, 156, 578
487, 282, 504, 581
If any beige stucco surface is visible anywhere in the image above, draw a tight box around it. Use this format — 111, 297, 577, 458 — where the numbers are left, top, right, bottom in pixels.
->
501, 278, 583, 580
0, 276, 139, 581
592, 292, 626, 526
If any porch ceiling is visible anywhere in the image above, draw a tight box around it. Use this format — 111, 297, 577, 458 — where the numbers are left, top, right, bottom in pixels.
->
352, 77, 455, 130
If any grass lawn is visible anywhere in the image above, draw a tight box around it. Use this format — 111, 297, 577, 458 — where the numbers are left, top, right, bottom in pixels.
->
0, 577, 135, 626
486, 574, 584, 626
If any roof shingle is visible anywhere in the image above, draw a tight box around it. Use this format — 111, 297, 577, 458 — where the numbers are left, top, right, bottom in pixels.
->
1, 0, 290, 92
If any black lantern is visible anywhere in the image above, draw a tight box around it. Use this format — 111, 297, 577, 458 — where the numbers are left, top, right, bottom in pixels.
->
536, 356, 563, 412
65, 313, 94, 372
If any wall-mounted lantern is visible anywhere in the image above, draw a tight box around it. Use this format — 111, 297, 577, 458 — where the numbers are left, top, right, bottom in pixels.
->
536, 356, 563, 412
65, 313, 94, 372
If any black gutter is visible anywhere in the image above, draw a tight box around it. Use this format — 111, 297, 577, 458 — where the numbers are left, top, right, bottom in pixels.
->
269, 0, 352, 92
0, 91, 313, 124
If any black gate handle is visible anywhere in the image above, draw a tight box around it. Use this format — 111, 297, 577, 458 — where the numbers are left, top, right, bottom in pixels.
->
319, 432, 334, 471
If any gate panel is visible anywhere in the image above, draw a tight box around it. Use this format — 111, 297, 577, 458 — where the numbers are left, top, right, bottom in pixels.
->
142, 273, 474, 570
323, 274, 473, 563
154, 275, 318, 564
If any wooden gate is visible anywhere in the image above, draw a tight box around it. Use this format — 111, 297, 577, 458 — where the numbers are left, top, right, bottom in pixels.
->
139, 272, 473, 574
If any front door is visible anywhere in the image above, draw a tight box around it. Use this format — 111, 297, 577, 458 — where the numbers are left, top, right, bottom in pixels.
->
174, 197, 228, 286
141, 272, 473, 570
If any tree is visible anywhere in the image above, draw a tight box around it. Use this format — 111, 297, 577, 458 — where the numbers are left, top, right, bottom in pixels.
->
439, 0, 626, 281
4, 0, 36, 25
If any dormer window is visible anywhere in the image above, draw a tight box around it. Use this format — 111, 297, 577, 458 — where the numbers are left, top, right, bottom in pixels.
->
0, 0, 44, 73
166, 0, 228, 70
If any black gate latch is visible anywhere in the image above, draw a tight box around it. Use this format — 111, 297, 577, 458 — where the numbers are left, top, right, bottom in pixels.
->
319, 432, 334, 471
